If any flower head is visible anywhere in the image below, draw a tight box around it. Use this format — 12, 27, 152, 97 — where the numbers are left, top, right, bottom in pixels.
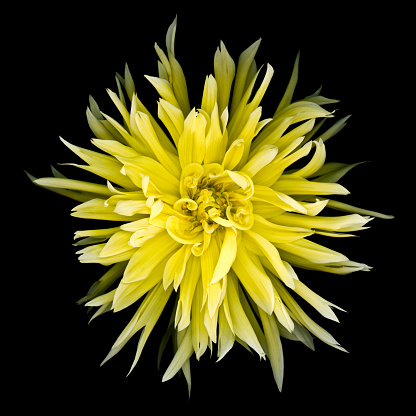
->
28, 17, 393, 393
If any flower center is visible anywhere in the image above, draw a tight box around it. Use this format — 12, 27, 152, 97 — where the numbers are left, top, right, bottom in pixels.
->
172, 163, 255, 234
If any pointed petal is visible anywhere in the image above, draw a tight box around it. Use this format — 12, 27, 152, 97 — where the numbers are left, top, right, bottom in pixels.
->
211, 228, 238, 284
274, 50, 300, 115
251, 214, 313, 243
276, 238, 349, 265
163, 245, 192, 290
232, 242, 275, 315
272, 175, 349, 196
227, 271, 265, 358
259, 308, 284, 391
243, 229, 296, 289
176, 255, 201, 331
162, 326, 193, 382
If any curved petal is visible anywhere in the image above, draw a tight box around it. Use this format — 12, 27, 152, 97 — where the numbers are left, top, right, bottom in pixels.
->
231, 242, 275, 315
211, 227, 238, 284
166, 216, 204, 245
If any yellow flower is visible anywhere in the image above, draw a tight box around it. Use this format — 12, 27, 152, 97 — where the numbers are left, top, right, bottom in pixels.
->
28, 17, 393, 393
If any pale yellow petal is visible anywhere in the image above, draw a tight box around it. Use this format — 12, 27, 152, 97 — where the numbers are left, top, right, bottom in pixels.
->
204, 103, 227, 165
214, 41, 236, 114
318, 114, 351, 143
100, 230, 133, 258
86, 107, 120, 142
85, 289, 116, 307
168, 51, 191, 115
311, 161, 366, 183
222, 139, 244, 171
113, 200, 151, 217
324, 199, 394, 220
231, 242, 275, 315
157, 99, 184, 146
251, 213, 312, 243
78, 262, 127, 304
272, 276, 347, 352
166, 216, 204, 245
272, 175, 349, 196
217, 301, 235, 362
273, 291, 294, 333
72, 198, 143, 222
231, 106, 263, 168
269, 212, 372, 232
129, 224, 164, 248
211, 227, 238, 284
178, 110, 206, 168
293, 279, 345, 322
122, 231, 181, 283
279, 250, 370, 275
261, 141, 313, 186
106, 88, 130, 128
60, 138, 136, 190
118, 155, 180, 197
258, 308, 284, 391
74, 226, 120, 240
91, 139, 139, 158
243, 229, 297, 288
105, 281, 173, 370
256, 101, 332, 153
162, 326, 193, 382
292, 139, 326, 178
275, 238, 349, 265
227, 270, 265, 358
175, 255, 201, 331
163, 244, 192, 290
274, 50, 300, 115
249, 115, 294, 157
204, 302, 219, 343
229, 64, 273, 147
134, 111, 181, 178
241, 145, 278, 178
252, 185, 307, 214
145, 75, 181, 109
34, 177, 115, 197
100, 112, 145, 153
191, 280, 209, 359
76, 243, 135, 265
130, 93, 178, 155
201, 236, 222, 318
230, 38, 261, 117
201, 74, 218, 115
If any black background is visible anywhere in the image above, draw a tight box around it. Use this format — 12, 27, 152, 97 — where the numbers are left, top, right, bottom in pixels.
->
10, 2, 409, 413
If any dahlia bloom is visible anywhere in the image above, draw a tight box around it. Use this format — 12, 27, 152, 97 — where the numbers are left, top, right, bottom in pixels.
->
28, 17, 392, 392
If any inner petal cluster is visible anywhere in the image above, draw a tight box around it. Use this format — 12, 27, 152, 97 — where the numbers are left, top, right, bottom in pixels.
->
170, 162, 254, 239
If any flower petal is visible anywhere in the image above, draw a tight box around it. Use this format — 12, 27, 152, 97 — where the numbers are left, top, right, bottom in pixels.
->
163, 244, 192, 290
162, 326, 193, 382
157, 99, 184, 146
241, 145, 278, 178
122, 231, 181, 283
231, 242, 275, 315
252, 185, 307, 214
175, 255, 201, 331
293, 279, 345, 322
227, 271, 265, 359
211, 227, 238, 284
258, 308, 284, 391
272, 175, 349, 196
251, 214, 313, 243
275, 238, 349, 264
243, 229, 297, 289
272, 276, 347, 352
